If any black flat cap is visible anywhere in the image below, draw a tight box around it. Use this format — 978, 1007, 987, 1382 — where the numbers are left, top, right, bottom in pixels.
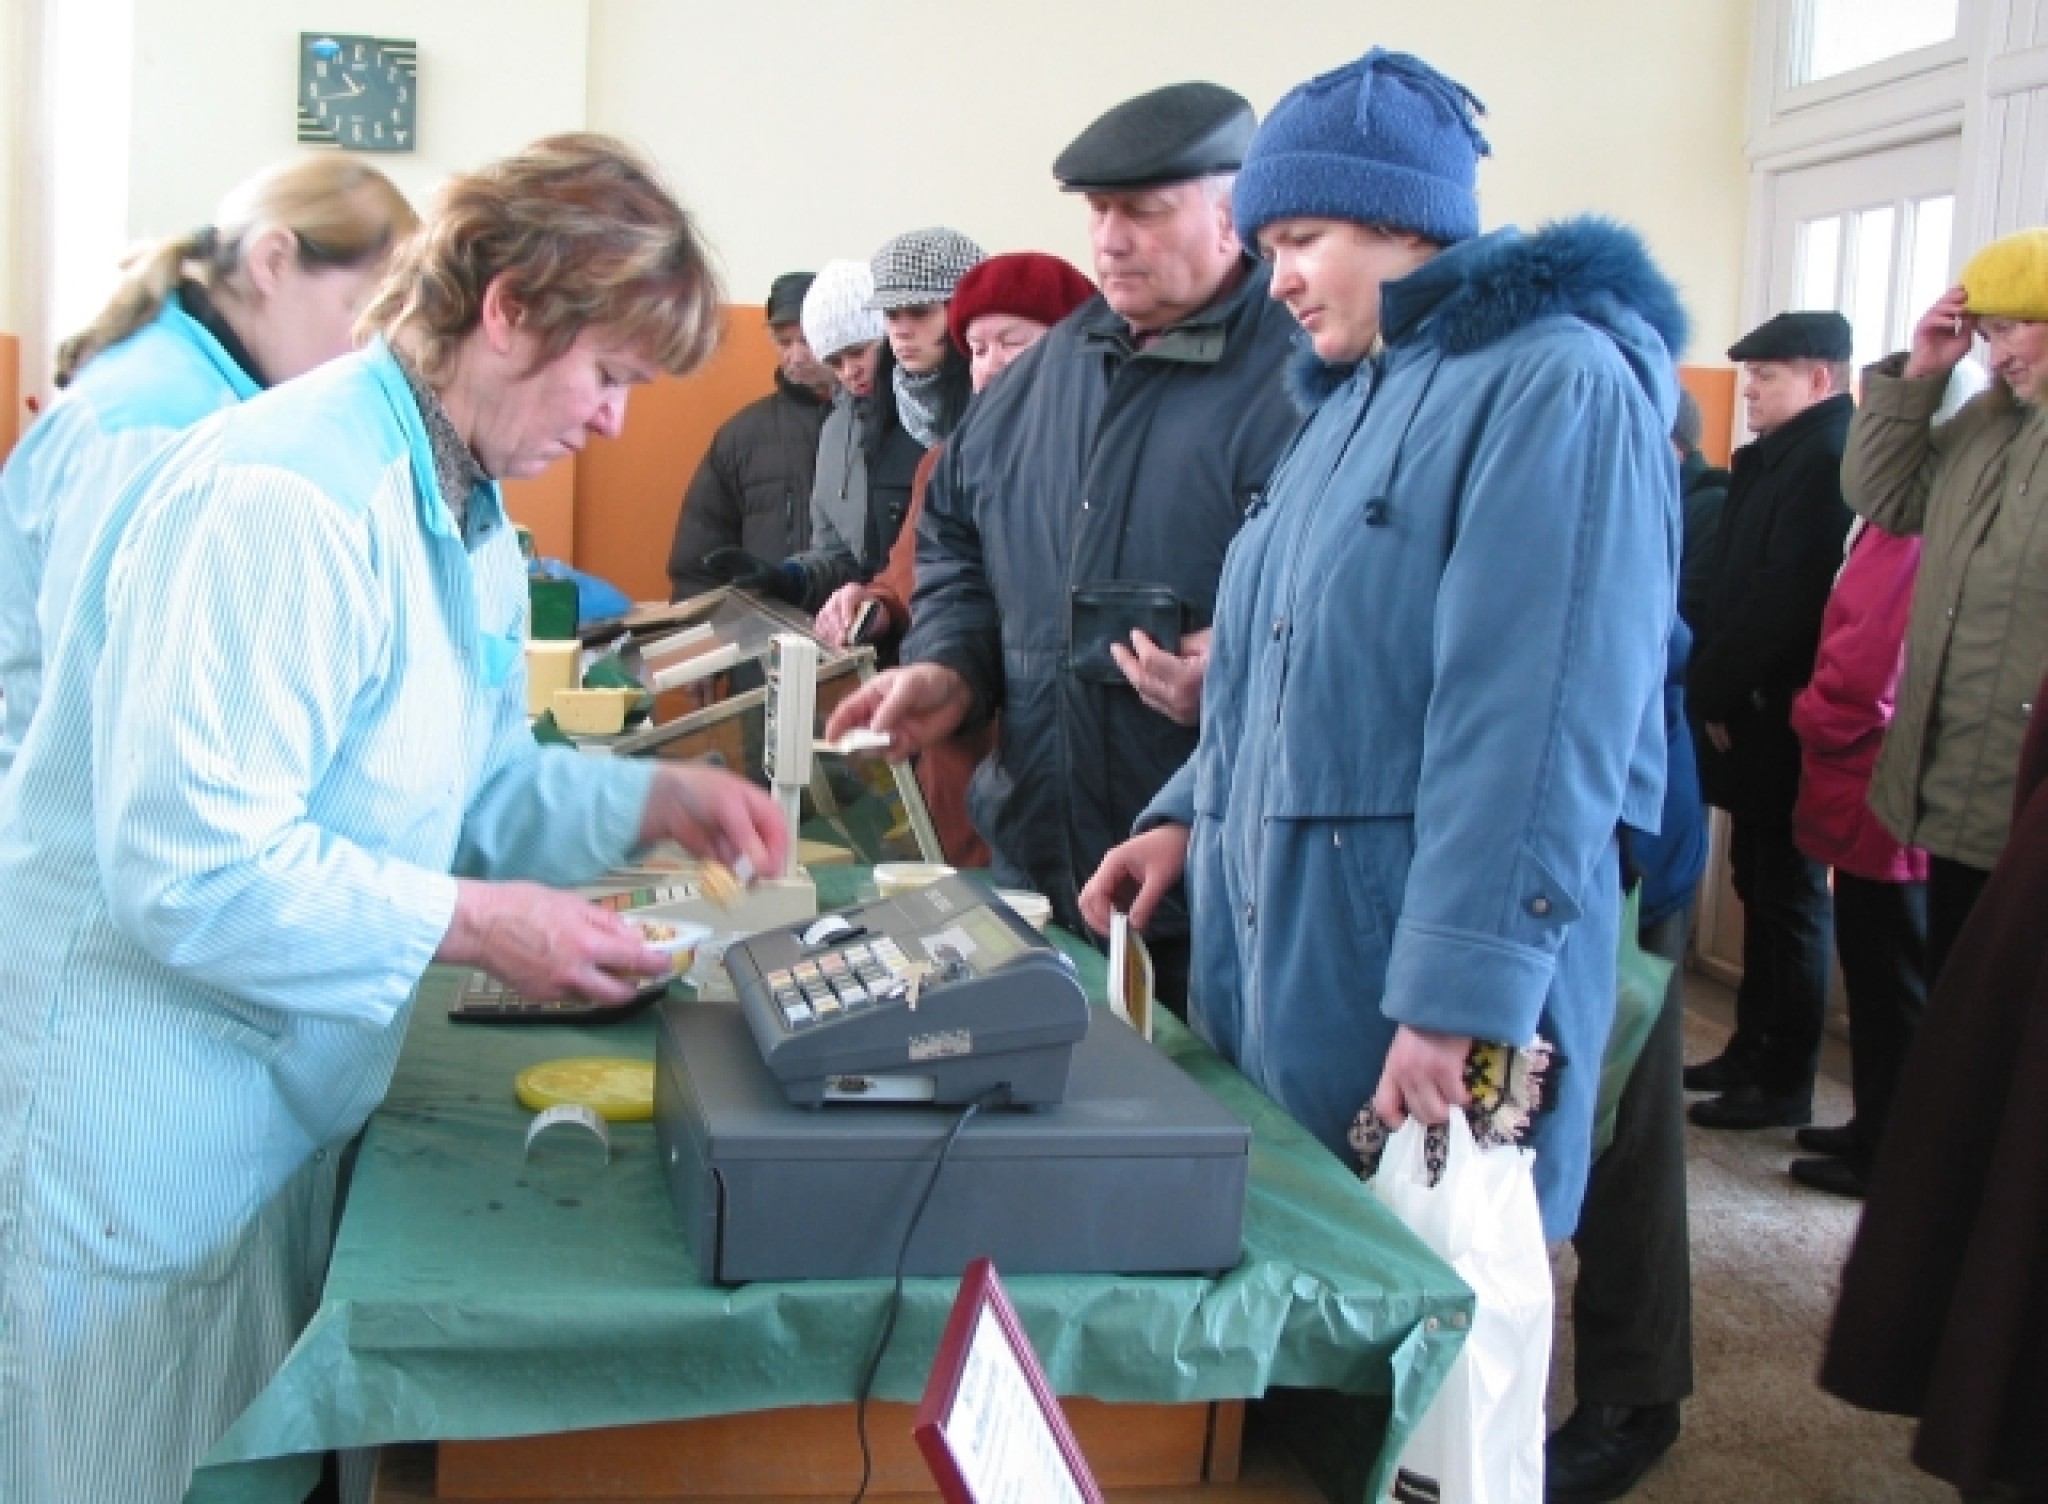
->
1053, 81, 1256, 192
1728, 310, 1853, 363
766, 272, 815, 326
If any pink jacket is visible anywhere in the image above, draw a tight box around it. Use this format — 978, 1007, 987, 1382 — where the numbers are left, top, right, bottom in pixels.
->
1791, 522, 1930, 882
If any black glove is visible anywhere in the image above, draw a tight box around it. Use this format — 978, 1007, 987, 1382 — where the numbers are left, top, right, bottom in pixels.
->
703, 547, 802, 603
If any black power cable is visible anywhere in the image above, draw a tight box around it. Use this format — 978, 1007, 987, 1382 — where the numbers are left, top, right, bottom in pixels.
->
848, 1083, 1011, 1504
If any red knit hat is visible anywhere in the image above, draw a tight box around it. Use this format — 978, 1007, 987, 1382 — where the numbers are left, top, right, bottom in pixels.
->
947, 253, 1096, 355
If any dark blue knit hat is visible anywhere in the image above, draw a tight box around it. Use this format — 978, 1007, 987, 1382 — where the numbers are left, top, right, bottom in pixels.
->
1234, 49, 1491, 252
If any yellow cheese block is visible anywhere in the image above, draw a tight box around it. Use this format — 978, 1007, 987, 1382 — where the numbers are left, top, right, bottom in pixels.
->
514, 1057, 656, 1122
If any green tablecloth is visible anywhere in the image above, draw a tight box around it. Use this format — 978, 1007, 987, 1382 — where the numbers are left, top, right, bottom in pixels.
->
189, 871, 1469, 1503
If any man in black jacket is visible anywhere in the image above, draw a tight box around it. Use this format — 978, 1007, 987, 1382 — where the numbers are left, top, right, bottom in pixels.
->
825, 82, 1301, 1009
666, 272, 834, 600
1685, 311, 1857, 1129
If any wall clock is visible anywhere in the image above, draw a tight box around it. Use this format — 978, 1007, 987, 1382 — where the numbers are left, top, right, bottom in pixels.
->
297, 33, 417, 153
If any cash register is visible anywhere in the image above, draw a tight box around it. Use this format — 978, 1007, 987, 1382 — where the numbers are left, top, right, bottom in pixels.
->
722, 874, 1090, 1107
651, 881, 1251, 1282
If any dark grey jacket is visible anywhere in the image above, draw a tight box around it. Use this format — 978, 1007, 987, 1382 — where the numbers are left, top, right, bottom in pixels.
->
902, 261, 1301, 933
666, 372, 830, 599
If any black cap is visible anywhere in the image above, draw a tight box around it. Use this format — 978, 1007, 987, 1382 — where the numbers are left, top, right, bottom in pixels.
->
1727, 310, 1853, 364
1053, 81, 1256, 192
766, 272, 815, 327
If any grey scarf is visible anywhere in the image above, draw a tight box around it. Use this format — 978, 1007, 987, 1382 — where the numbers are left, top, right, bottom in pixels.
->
893, 361, 947, 450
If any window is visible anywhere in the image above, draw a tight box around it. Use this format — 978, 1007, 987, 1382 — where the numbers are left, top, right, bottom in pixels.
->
1793, 0, 1959, 86
1793, 193, 1954, 369
43, 0, 135, 356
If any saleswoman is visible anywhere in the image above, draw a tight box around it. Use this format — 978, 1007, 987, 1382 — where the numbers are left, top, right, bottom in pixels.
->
0, 135, 786, 1503
0, 156, 417, 773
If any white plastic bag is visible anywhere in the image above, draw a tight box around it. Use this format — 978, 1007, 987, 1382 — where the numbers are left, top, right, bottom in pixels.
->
1371, 1112, 1552, 1504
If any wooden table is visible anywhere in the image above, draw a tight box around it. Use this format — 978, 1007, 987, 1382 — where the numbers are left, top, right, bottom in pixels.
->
373, 1398, 1335, 1502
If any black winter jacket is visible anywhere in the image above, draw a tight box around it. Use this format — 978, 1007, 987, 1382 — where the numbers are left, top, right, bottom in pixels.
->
1677, 447, 1730, 634
1688, 392, 1855, 821
902, 261, 1301, 933
666, 371, 830, 599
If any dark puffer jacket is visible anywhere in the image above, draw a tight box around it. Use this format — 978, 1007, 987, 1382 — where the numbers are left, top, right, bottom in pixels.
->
666, 372, 830, 600
902, 260, 1301, 933
1688, 393, 1855, 823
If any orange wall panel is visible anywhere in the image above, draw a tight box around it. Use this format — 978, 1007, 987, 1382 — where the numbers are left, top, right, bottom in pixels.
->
573, 306, 778, 604
569, 322, 1725, 602
1679, 364, 1736, 467
502, 456, 577, 562
0, 335, 19, 466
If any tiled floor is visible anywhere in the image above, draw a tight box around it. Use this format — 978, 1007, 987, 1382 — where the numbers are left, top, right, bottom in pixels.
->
1547, 971, 1953, 1503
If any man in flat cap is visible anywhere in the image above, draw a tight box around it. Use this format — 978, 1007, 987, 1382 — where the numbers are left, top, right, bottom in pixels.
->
667, 272, 835, 599
828, 80, 1300, 1009
1685, 310, 1856, 1130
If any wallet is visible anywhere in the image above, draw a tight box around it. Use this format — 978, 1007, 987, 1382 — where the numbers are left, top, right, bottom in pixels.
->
1069, 581, 1184, 685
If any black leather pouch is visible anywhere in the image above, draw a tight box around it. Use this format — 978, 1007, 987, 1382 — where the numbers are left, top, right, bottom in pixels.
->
1069, 581, 1184, 685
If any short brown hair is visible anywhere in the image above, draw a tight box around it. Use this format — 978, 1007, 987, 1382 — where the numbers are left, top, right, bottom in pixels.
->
360, 133, 723, 382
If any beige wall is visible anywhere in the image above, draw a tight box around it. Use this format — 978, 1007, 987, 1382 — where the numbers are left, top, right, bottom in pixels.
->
0, 0, 21, 338
589, 0, 1755, 353
123, 0, 589, 240
36, 4, 1754, 354
1, 0, 21, 448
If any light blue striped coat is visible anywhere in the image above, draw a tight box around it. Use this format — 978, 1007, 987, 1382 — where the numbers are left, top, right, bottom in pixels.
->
0, 340, 656, 1504
0, 295, 260, 775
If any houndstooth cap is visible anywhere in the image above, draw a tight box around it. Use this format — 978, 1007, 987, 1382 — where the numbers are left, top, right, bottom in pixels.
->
867, 227, 987, 310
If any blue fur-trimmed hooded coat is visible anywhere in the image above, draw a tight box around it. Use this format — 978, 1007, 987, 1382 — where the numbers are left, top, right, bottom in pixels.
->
1141, 218, 1686, 1238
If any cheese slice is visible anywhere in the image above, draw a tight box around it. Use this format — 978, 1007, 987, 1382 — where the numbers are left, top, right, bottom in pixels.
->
514, 1057, 656, 1122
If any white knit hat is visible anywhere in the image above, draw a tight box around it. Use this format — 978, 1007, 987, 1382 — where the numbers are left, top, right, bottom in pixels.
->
801, 260, 887, 361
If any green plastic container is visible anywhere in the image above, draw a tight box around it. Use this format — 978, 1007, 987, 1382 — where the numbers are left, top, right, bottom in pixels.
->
528, 576, 580, 641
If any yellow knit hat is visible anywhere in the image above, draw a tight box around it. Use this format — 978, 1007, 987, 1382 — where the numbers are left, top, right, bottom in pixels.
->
1961, 229, 2048, 321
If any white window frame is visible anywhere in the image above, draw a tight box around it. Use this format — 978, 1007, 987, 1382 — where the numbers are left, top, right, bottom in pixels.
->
1781, 1, 1969, 107
1749, 0, 1979, 171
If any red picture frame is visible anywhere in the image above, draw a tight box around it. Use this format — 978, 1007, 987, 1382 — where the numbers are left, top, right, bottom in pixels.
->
913, 1258, 1105, 1504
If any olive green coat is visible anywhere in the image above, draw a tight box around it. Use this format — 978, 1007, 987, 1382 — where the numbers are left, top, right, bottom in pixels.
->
1844, 356, 2048, 868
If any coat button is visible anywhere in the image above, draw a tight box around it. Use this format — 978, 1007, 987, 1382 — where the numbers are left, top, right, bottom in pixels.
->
1364, 499, 1391, 526
1947, 606, 1957, 619
1529, 897, 1551, 916
1271, 618, 1286, 641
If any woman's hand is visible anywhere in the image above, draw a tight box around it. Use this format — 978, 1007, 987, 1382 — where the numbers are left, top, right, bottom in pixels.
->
1370, 1024, 1474, 1129
1079, 823, 1191, 935
637, 764, 788, 877
440, 881, 668, 1002
1905, 285, 1975, 380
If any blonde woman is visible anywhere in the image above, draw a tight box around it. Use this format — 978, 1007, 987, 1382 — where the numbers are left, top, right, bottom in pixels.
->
0, 157, 416, 772
0, 135, 786, 1504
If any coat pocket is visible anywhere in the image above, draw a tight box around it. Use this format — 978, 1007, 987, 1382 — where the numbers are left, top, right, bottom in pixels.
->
21, 997, 277, 1284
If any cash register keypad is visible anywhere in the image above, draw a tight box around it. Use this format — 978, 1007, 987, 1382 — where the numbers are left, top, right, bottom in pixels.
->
764, 940, 915, 1029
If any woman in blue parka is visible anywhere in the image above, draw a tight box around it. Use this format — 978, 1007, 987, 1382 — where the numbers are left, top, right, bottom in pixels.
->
1081, 49, 1684, 1238
0, 156, 417, 774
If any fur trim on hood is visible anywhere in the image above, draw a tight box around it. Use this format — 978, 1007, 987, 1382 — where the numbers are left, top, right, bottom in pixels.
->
1287, 215, 1688, 411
